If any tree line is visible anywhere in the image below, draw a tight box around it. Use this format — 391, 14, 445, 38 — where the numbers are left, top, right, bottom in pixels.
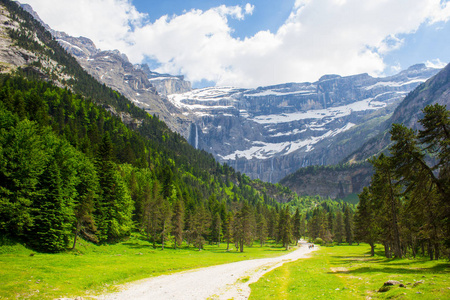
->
354, 104, 449, 260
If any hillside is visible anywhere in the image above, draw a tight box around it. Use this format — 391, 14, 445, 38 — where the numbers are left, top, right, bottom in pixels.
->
0, 0, 322, 253
282, 62, 450, 198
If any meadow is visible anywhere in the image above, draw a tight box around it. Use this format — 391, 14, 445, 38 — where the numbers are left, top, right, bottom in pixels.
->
249, 243, 450, 299
0, 236, 292, 299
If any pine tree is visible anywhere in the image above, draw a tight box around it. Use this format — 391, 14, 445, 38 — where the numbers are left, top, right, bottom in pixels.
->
292, 208, 301, 243
344, 204, 354, 245
234, 202, 254, 252
211, 211, 222, 246
172, 199, 184, 249
278, 206, 292, 250
256, 213, 268, 247
354, 187, 379, 256
334, 211, 345, 244
223, 211, 233, 251
31, 161, 72, 252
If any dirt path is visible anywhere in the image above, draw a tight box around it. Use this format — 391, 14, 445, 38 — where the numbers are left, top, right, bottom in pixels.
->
98, 241, 317, 300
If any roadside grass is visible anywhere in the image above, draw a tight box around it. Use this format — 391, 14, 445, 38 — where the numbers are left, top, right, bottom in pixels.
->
249, 244, 450, 299
0, 235, 293, 299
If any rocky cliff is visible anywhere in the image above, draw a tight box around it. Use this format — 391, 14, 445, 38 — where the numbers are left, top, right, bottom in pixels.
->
279, 163, 373, 199
171, 65, 440, 183
21, 3, 193, 137
135, 64, 191, 95
283, 62, 450, 199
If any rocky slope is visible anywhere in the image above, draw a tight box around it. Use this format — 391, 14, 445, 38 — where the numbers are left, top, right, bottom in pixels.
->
170, 65, 440, 183
0, 3, 75, 86
283, 62, 450, 198
345, 62, 450, 164
20, 3, 193, 137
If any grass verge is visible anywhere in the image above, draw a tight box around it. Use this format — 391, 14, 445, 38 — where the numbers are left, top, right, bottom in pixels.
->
249, 244, 450, 299
0, 235, 293, 299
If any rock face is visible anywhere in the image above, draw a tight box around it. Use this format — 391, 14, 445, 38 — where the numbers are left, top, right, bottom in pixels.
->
21, 3, 193, 137
0, 3, 72, 86
53, 37, 193, 137
135, 64, 191, 95
170, 65, 440, 183
279, 164, 374, 199
284, 62, 450, 198
345, 62, 450, 165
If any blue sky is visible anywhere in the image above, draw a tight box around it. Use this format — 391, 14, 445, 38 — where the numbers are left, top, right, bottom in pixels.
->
25, 0, 450, 88
132, 0, 297, 39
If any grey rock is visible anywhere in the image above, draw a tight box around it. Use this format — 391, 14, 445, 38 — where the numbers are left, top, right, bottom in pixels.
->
173, 64, 440, 190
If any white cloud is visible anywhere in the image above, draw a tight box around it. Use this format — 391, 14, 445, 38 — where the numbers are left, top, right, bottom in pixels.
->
425, 58, 448, 68
24, 0, 450, 88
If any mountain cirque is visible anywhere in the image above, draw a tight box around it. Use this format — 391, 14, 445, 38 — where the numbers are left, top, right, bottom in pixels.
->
20, 3, 441, 186
171, 64, 440, 183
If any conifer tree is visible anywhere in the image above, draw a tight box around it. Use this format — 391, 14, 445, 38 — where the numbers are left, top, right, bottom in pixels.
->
32, 161, 72, 252
354, 187, 379, 256
256, 213, 268, 247
223, 211, 233, 250
278, 206, 292, 250
344, 204, 354, 245
334, 211, 345, 244
292, 208, 302, 243
172, 199, 184, 249
234, 202, 254, 252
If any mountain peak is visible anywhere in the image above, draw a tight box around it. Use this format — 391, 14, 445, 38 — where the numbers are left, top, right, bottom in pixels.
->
318, 74, 341, 81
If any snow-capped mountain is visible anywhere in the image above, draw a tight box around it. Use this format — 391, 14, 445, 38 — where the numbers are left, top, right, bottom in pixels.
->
170, 64, 440, 183
21, 3, 441, 184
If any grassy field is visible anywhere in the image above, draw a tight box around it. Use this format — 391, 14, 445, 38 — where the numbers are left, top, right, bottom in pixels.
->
0, 235, 293, 299
249, 244, 450, 299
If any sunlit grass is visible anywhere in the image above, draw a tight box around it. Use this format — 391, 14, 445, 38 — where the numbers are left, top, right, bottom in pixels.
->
249, 244, 450, 299
0, 235, 293, 299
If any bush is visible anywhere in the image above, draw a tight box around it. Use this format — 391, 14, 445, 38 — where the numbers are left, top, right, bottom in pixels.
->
314, 238, 324, 245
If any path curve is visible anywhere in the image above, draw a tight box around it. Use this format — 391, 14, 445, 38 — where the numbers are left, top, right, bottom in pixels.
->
99, 241, 318, 300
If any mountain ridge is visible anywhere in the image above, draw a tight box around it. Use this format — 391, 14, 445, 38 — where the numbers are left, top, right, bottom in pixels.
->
282, 62, 450, 198
171, 64, 440, 183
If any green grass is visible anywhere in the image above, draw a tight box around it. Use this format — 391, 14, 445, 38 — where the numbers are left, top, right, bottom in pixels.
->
249, 244, 450, 299
0, 235, 293, 299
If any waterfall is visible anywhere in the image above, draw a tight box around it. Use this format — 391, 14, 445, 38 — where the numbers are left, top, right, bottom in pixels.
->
269, 157, 274, 183
195, 124, 199, 149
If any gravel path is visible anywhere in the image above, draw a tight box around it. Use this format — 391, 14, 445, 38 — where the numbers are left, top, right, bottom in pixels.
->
99, 241, 317, 300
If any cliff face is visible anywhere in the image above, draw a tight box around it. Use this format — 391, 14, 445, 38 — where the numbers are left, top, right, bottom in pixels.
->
21, 3, 194, 137
136, 64, 191, 95
280, 164, 374, 199
53, 37, 193, 137
171, 65, 440, 183
345, 62, 450, 165
283, 63, 450, 199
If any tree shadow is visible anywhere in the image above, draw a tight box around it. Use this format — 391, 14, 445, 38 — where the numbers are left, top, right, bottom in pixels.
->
329, 263, 449, 275
122, 242, 152, 249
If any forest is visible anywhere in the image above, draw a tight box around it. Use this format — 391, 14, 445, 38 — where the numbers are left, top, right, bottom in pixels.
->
354, 104, 450, 260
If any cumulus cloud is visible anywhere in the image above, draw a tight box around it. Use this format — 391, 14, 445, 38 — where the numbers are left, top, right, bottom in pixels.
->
425, 58, 448, 68
24, 0, 450, 88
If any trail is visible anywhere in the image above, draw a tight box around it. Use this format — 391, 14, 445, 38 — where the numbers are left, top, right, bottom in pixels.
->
99, 240, 317, 300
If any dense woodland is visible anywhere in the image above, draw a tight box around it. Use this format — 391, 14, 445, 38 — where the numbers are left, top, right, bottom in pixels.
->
355, 104, 450, 260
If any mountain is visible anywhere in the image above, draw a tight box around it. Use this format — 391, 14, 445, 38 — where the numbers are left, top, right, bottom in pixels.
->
20, 3, 193, 137
282, 62, 450, 198
170, 65, 440, 183
2, 0, 335, 255
17, 2, 443, 192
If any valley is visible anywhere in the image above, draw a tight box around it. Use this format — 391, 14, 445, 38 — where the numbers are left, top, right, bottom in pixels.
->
0, 1, 449, 300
